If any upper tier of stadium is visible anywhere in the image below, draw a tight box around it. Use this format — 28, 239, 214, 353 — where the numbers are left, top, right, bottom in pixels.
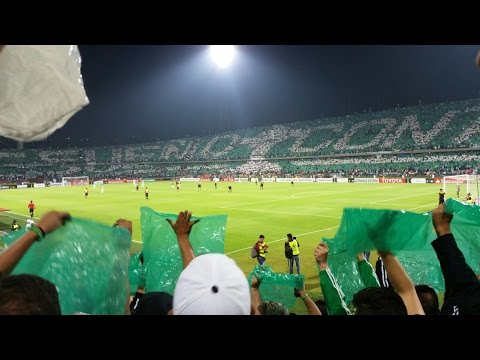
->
0, 98, 479, 179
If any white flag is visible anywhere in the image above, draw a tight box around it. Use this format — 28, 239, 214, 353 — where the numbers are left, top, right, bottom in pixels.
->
0, 45, 89, 142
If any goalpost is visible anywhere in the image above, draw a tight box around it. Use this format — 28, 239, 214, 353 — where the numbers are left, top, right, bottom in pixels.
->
443, 174, 479, 204
92, 180, 104, 189
61, 176, 90, 186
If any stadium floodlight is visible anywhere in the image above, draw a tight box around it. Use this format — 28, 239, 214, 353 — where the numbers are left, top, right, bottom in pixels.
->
209, 45, 235, 69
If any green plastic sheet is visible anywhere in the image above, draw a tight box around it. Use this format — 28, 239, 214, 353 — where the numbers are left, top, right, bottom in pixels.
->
141, 207, 227, 295
322, 238, 363, 305
444, 199, 480, 276
2, 218, 131, 315
339, 208, 435, 255
128, 252, 145, 295
324, 198, 480, 302
248, 265, 304, 308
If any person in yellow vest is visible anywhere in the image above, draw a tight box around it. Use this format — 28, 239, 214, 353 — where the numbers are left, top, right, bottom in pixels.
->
288, 236, 301, 274
465, 193, 474, 205
11, 220, 21, 232
256, 235, 268, 265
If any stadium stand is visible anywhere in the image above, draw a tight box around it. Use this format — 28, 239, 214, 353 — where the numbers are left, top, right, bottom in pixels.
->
0, 98, 479, 181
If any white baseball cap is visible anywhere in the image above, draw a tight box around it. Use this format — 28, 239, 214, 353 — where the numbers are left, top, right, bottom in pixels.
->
173, 253, 251, 315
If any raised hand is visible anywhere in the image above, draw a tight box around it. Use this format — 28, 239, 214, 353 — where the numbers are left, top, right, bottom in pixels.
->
166, 210, 200, 237
432, 203, 453, 237
114, 219, 133, 235
37, 211, 71, 234
314, 242, 329, 270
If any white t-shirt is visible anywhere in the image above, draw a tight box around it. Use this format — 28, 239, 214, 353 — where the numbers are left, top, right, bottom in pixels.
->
26, 219, 34, 229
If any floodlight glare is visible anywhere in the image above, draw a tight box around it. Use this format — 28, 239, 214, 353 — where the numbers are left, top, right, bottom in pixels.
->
209, 45, 235, 69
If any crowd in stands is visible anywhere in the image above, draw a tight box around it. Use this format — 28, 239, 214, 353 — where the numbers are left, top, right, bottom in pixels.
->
0, 98, 479, 182
1, 149, 478, 182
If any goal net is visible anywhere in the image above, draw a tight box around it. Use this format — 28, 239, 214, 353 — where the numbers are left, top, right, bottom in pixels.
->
443, 174, 479, 204
61, 176, 89, 186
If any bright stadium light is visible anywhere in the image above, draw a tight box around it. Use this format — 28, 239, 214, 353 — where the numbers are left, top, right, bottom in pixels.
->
209, 45, 235, 69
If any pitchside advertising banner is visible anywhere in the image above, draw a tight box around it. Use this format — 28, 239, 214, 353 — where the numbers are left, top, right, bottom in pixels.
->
409, 178, 427, 184
316, 178, 334, 183
379, 178, 407, 183
291, 178, 315, 182
435, 178, 473, 184
180, 178, 200, 182
104, 179, 130, 184
336, 178, 349, 183
354, 178, 380, 183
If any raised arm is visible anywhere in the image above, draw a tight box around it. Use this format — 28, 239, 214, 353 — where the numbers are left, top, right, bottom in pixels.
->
314, 242, 351, 315
113, 219, 134, 315
250, 275, 263, 315
376, 250, 424, 315
431, 203, 480, 314
295, 286, 322, 315
167, 210, 199, 269
356, 252, 380, 288
0, 211, 70, 277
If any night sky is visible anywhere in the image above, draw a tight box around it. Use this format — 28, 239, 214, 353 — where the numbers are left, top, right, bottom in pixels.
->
4, 45, 480, 148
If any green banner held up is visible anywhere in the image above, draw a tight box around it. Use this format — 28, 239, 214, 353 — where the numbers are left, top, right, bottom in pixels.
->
323, 199, 480, 303
248, 265, 304, 308
141, 207, 227, 295
2, 218, 131, 315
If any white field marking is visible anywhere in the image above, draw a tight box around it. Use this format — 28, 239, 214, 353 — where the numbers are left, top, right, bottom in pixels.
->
405, 203, 438, 211
288, 190, 341, 196
226, 207, 341, 219
373, 203, 406, 207
290, 190, 340, 199
5, 211, 39, 220
225, 226, 339, 255
5, 210, 144, 244
365, 202, 438, 212
220, 186, 394, 209
367, 192, 432, 204
225, 200, 438, 256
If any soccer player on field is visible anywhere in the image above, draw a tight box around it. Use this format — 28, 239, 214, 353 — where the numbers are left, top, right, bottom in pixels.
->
438, 189, 445, 204
27, 200, 36, 218
85, 187, 89, 199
